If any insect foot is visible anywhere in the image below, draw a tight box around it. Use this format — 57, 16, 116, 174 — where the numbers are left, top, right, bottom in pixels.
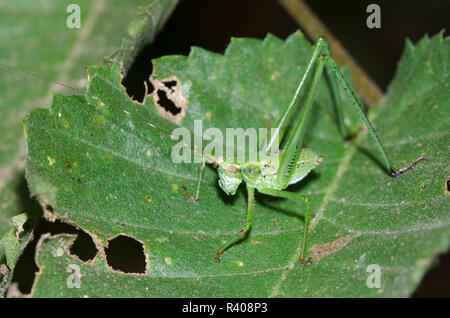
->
391, 156, 425, 177
182, 184, 199, 202
214, 251, 222, 263
301, 257, 312, 266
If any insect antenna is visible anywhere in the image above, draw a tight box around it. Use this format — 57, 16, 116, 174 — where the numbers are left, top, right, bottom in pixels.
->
0, 62, 84, 94
0, 62, 212, 163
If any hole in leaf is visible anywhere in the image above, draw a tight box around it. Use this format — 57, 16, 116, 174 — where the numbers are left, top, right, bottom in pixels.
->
104, 235, 147, 274
156, 89, 182, 115
121, 53, 153, 103
413, 249, 450, 297
11, 219, 98, 294
150, 76, 188, 125
163, 80, 177, 92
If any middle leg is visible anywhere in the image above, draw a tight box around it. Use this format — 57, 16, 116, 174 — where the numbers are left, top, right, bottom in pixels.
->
214, 185, 255, 262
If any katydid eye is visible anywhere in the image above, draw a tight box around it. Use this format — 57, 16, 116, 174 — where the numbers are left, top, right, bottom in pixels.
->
226, 165, 239, 173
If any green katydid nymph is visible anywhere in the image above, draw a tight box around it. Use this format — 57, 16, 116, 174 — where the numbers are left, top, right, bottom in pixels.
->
181, 37, 424, 263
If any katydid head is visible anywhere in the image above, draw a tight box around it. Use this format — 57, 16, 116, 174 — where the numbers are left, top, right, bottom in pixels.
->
217, 160, 242, 196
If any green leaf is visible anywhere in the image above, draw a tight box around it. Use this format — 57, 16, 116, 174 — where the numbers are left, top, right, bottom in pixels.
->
0, 0, 178, 238
24, 31, 449, 297
0, 0, 178, 295
0, 211, 39, 297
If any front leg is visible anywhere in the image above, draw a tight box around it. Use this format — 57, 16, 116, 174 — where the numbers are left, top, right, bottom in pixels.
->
182, 159, 206, 202
258, 188, 311, 263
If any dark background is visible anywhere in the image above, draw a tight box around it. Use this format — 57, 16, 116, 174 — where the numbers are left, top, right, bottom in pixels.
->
14, 0, 450, 297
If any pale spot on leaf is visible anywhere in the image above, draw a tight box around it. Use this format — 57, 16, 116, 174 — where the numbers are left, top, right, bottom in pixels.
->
309, 233, 360, 262
47, 156, 55, 166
